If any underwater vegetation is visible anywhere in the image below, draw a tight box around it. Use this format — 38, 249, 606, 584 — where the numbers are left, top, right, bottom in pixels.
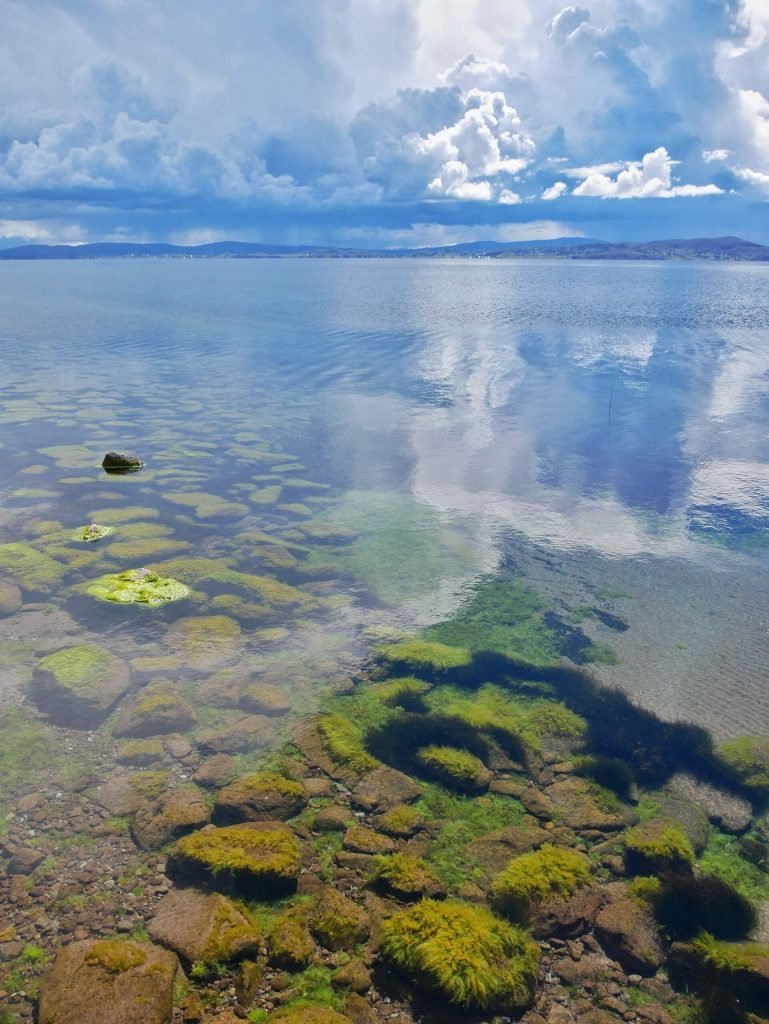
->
168, 824, 302, 894
84, 568, 191, 606
491, 845, 592, 921
716, 735, 769, 793
381, 899, 539, 1010
624, 821, 696, 875
414, 745, 492, 793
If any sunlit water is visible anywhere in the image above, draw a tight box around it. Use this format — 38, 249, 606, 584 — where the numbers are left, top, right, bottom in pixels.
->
1, 257, 769, 740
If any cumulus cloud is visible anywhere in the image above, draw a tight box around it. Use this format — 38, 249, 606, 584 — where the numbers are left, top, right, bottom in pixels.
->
541, 181, 568, 200
572, 147, 723, 199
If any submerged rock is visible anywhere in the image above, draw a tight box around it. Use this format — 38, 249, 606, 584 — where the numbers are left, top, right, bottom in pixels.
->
197, 713, 278, 754
101, 451, 144, 472
131, 786, 211, 850
85, 568, 190, 607
594, 898, 664, 975
666, 771, 753, 834
79, 523, 113, 543
148, 889, 259, 964
38, 939, 178, 1024
31, 643, 130, 728
0, 579, 22, 614
113, 683, 196, 738
213, 771, 307, 824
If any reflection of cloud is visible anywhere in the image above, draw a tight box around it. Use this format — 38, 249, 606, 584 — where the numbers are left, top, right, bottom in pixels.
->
690, 460, 769, 516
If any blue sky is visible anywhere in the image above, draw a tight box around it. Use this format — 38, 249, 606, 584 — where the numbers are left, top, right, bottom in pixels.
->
2, 0, 769, 247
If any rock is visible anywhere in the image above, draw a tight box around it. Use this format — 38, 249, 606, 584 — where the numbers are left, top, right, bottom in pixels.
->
92, 774, 164, 815
304, 777, 332, 798
239, 682, 291, 716
652, 796, 709, 854
167, 615, 242, 672
7, 847, 45, 875
38, 939, 177, 1024
520, 787, 556, 821
636, 1007, 675, 1024
315, 806, 354, 832
102, 452, 144, 472
548, 1007, 576, 1024
196, 665, 249, 708
267, 1008, 353, 1023
666, 771, 753, 834
167, 822, 302, 895
117, 737, 166, 767
333, 958, 371, 993
639, 976, 675, 1003
466, 824, 548, 880
531, 885, 604, 940
213, 771, 307, 824
80, 524, 113, 543
344, 994, 377, 1024
197, 714, 277, 754
551, 954, 614, 986
164, 733, 193, 759
193, 754, 238, 789
131, 787, 211, 850
148, 888, 259, 964
350, 765, 422, 812
31, 644, 130, 728
546, 778, 629, 831
342, 826, 397, 855
86, 568, 190, 607
594, 899, 663, 975
309, 887, 370, 951
113, 684, 196, 738
0, 580, 22, 615
671, 939, 769, 1015
268, 905, 318, 969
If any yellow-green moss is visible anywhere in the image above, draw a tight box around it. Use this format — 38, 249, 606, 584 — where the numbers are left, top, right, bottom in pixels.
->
79, 524, 113, 543
309, 889, 369, 951
375, 639, 472, 674
88, 507, 160, 524
491, 844, 592, 921
164, 490, 249, 518
268, 904, 317, 968
240, 683, 291, 716
199, 569, 314, 609
128, 771, 169, 799
171, 824, 302, 886
84, 940, 148, 974
106, 538, 191, 561
624, 820, 695, 874
717, 735, 769, 792
375, 677, 432, 710
368, 853, 440, 899
316, 715, 378, 774
85, 568, 190, 606
249, 485, 283, 506
38, 644, 115, 691
381, 899, 539, 1010
0, 543, 66, 588
116, 738, 165, 766
415, 745, 491, 792
525, 701, 588, 739
377, 805, 424, 837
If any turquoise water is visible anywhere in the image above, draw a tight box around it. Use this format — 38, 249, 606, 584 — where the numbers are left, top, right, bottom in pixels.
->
1, 257, 769, 737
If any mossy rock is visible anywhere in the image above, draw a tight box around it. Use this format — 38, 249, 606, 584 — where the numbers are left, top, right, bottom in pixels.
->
102, 451, 144, 472
670, 933, 769, 1017
624, 819, 695, 875
0, 579, 22, 615
381, 899, 539, 1010
168, 823, 302, 895
32, 644, 131, 728
239, 683, 291, 716
594, 898, 664, 975
0, 542, 67, 590
267, 1007, 352, 1023
375, 639, 472, 676
84, 568, 190, 606
545, 776, 630, 831
117, 737, 166, 767
308, 887, 370, 951
198, 568, 315, 610
267, 904, 317, 969
415, 745, 492, 793
148, 888, 259, 965
717, 735, 769, 792
38, 939, 178, 1024
293, 520, 357, 545
79, 524, 113, 543
131, 786, 211, 850
368, 853, 444, 900
316, 714, 378, 775
196, 713, 278, 755
375, 676, 432, 711
491, 844, 592, 922
376, 804, 424, 837
213, 771, 307, 825
166, 615, 242, 671
113, 683, 196, 738
342, 825, 397, 855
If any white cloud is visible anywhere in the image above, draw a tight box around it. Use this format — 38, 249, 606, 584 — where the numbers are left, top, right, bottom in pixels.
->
702, 149, 731, 163
572, 147, 723, 199
541, 181, 568, 200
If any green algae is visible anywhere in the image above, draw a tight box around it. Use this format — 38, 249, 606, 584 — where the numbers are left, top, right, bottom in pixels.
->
164, 490, 249, 518
375, 639, 472, 674
37, 645, 116, 691
316, 714, 378, 774
0, 544, 67, 588
147, 557, 237, 583
85, 568, 191, 606
717, 735, 769, 792
171, 824, 302, 888
624, 820, 695, 874
249, 485, 283, 505
87, 507, 160, 524
199, 569, 315, 609
368, 853, 440, 899
106, 538, 191, 561
491, 845, 592, 921
78, 524, 113, 543
381, 899, 539, 1010
415, 745, 491, 792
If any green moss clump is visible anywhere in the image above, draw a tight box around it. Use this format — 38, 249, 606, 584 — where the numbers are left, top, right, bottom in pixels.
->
309, 889, 369, 951
573, 755, 634, 799
214, 772, 306, 823
375, 639, 471, 675
375, 676, 432, 711
38, 644, 115, 691
377, 804, 424, 837
698, 832, 769, 903
267, 997, 348, 1022
199, 569, 314, 610
268, 905, 317, 969
84, 940, 148, 974
381, 899, 539, 1010
525, 701, 587, 739
127, 771, 169, 799
164, 490, 249, 518
624, 820, 695, 874
116, 738, 165, 766
0, 543, 66, 589
85, 568, 190, 606
491, 845, 592, 921
368, 853, 441, 900
415, 745, 491, 793
79, 524, 113, 543
316, 715, 378, 774
717, 735, 769, 792
170, 824, 302, 892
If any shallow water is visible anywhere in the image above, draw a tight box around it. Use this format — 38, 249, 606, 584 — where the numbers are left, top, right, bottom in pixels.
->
1, 257, 769, 738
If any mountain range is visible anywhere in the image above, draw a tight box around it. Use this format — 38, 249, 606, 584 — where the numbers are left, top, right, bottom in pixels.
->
1, 236, 768, 261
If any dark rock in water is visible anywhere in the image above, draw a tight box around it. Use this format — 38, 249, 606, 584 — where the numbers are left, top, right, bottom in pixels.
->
37, 939, 178, 1024
31, 643, 131, 728
594, 899, 663, 975
531, 884, 604, 939
196, 713, 278, 754
131, 787, 211, 850
213, 771, 307, 825
7, 846, 46, 875
101, 451, 144, 472
351, 765, 422, 812
113, 684, 196, 738
666, 771, 753, 834
148, 889, 259, 964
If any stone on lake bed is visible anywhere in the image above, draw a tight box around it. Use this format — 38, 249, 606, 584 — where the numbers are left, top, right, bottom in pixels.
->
79, 523, 113, 543
0, 579, 22, 615
148, 888, 259, 965
101, 451, 144, 472
213, 771, 307, 824
85, 567, 190, 606
196, 713, 278, 754
113, 683, 196, 738
131, 787, 212, 850
31, 643, 131, 728
37, 939, 178, 1024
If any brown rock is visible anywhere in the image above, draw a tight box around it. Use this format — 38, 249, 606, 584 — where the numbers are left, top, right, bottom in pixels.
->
520, 787, 556, 821
31, 644, 130, 729
0, 580, 22, 615
551, 954, 614, 986
131, 787, 211, 850
636, 1007, 675, 1024
92, 776, 145, 816
333, 958, 371, 993
342, 826, 396, 855
193, 754, 238, 789
213, 772, 307, 824
466, 823, 547, 880
344, 993, 377, 1024
351, 765, 422, 812
38, 939, 178, 1024
546, 778, 629, 831
594, 899, 663, 975
531, 884, 604, 939
239, 682, 291, 716
148, 889, 258, 964
112, 684, 195, 738
315, 806, 355, 832
666, 771, 753, 834
7, 847, 45, 874
304, 777, 332, 797
196, 714, 277, 754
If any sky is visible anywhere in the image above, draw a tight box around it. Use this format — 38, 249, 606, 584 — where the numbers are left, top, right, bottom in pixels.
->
2, 0, 769, 248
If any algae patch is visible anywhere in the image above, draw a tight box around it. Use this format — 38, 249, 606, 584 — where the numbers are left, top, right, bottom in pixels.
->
85, 568, 190, 606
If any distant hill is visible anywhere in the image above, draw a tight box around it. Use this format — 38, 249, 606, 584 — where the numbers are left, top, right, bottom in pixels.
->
0, 235, 767, 261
